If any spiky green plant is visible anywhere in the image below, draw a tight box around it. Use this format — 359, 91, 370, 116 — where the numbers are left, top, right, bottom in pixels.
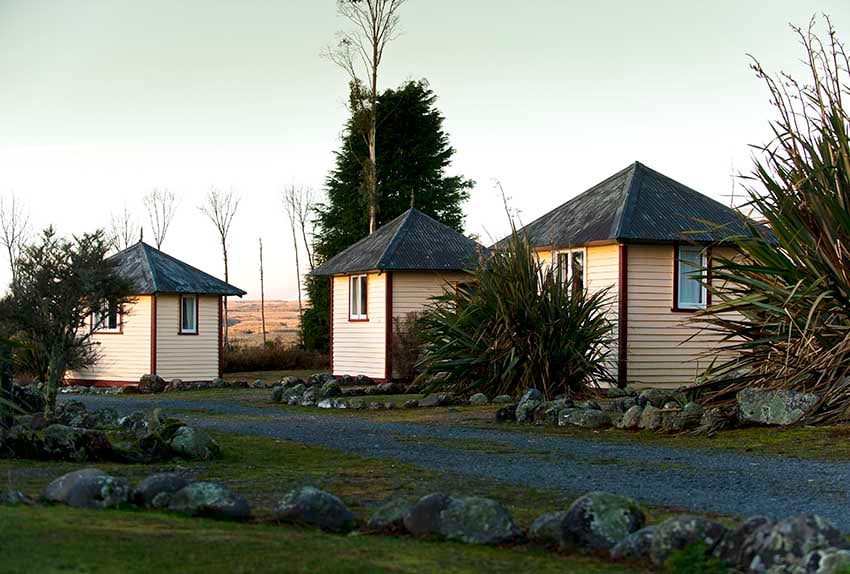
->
416, 230, 614, 399
693, 17, 850, 424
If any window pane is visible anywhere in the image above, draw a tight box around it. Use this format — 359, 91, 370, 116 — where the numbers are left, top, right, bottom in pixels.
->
360, 276, 368, 316
107, 302, 119, 330
182, 296, 196, 331
557, 253, 569, 284
571, 252, 584, 290
350, 277, 358, 316
678, 247, 704, 307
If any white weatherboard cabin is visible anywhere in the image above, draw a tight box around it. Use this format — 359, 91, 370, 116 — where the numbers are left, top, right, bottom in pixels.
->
506, 161, 752, 388
68, 242, 246, 386
312, 208, 482, 381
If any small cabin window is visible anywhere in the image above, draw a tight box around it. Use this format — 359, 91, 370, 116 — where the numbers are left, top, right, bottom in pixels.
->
349, 275, 368, 320
676, 246, 708, 310
180, 295, 198, 334
556, 249, 586, 293
93, 300, 121, 333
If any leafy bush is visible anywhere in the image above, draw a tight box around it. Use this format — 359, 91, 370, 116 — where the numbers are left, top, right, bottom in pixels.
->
664, 543, 728, 574
222, 338, 328, 374
416, 231, 614, 399
391, 312, 423, 382
693, 19, 850, 424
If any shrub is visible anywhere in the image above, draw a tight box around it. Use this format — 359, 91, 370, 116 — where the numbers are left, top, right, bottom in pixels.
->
416, 231, 614, 399
222, 338, 328, 373
391, 312, 423, 382
664, 543, 728, 574
693, 18, 850, 424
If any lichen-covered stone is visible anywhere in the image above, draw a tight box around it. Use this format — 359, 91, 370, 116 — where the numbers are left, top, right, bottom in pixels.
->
794, 548, 850, 574
558, 408, 611, 429
272, 486, 355, 532
737, 388, 820, 426
0, 490, 33, 506
561, 491, 646, 551
638, 405, 662, 430
739, 514, 848, 574
404, 493, 452, 537
403, 399, 419, 408
64, 474, 131, 509
42, 424, 112, 462
468, 393, 489, 406
84, 407, 120, 429
438, 496, 521, 545
712, 515, 774, 566
55, 400, 89, 427
169, 427, 222, 461
300, 386, 318, 406
138, 374, 167, 394
639, 389, 678, 408
649, 515, 727, 566
169, 482, 251, 521
492, 395, 513, 404
515, 388, 543, 423
419, 394, 450, 408
42, 468, 107, 503
528, 511, 567, 546
533, 399, 570, 425
610, 525, 656, 561
320, 381, 342, 398
619, 405, 643, 430
133, 473, 192, 508
605, 397, 637, 413
365, 498, 412, 534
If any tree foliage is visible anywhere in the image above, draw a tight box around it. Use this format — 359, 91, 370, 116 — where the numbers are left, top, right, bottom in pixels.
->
303, 80, 474, 351
0, 228, 133, 413
416, 231, 615, 399
693, 18, 850, 425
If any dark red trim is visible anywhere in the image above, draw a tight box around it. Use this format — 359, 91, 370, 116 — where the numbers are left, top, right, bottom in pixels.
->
65, 379, 138, 388
329, 278, 334, 376
617, 244, 628, 388
150, 295, 157, 375
672, 244, 711, 313
385, 271, 393, 381
218, 296, 223, 378
178, 294, 200, 335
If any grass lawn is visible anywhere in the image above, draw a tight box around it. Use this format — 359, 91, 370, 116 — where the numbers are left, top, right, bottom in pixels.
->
221, 369, 321, 383
0, 506, 647, 574
0, 430, 653, 573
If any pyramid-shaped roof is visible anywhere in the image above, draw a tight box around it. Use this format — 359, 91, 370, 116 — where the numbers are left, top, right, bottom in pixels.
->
503, 162, 753, 248
109, 242, 246, 296
312, 208, 482, 276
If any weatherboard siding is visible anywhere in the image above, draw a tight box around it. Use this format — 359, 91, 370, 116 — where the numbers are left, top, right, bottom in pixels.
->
332, 273, 387, 380
536, 245, 620, 380
625, 244, 735, 388
70, 296, 152, 383
155, 294, 221, 381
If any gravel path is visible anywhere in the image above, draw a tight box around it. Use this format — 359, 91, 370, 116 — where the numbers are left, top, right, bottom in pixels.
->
70, 395, 850, 529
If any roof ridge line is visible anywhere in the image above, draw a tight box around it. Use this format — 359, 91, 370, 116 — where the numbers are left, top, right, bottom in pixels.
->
610, 162, 640, 239
141, 243, 159, 293
375, 209, 415, 268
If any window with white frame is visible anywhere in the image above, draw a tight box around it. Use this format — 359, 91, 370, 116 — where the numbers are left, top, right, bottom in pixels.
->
676, 246, 708, 310
180, 294, 198, 334
556, 249, 585, 293
349, 275, 368, 320
93, 300, 121, 333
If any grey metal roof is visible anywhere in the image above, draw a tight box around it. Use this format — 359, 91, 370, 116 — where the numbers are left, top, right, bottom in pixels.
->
109, 242, 247, 296
501, 162, 754, 248
312, 208, 483, 276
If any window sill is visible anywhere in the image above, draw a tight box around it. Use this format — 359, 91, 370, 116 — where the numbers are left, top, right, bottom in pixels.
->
348, 318, 370, 323
94, 330, 123, 335
178, 331, 199, 336
670, 306, 704, 313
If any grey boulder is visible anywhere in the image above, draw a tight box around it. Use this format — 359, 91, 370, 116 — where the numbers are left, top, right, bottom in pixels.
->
560, 491, 646, 551
168, 482, 251, 521
794, 549, 850, 574
712, 515, 774, 566
42, 468, 107, 503
403, 493, 452, 537
133, 472, 192, 509
169, 426, 222, 461
492, 395, 513, 404
528, 511, 567, 546
272, 486, 355, 532
610, 525, 656, 561
558, 408, 611, 429
619, 405, 643, 430
468, 393, 489, 406
737, 388, 820, 426
739, 514, 848, 574
649, 515, 727, 567
365, 498, 412, 534
64, 474, 131, 509
638, 405, 663, 430
515, 388, 543, 423
437, 496, 522, 545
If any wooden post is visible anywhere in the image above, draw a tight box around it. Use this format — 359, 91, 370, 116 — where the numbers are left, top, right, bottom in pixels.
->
259, 237, 267, 346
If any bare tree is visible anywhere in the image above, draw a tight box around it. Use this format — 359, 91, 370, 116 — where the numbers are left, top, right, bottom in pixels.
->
0, 193, 30, 287
283, 185, 317, 328
108, 204, 141, 252
259, 237, 267, 346
143, 188, 178, 250
199, 188, 241, 346
325, 0, 408, 234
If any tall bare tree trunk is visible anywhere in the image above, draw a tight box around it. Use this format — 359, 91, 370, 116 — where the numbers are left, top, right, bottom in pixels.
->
222, 237, 229, 347
259, 237, 267, 346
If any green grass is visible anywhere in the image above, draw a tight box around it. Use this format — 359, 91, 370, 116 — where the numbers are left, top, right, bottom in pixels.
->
221, 369, 320, 383
0, 506, 648, 574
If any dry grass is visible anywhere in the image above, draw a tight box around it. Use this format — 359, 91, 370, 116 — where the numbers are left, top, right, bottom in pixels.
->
227, 300, 301, 346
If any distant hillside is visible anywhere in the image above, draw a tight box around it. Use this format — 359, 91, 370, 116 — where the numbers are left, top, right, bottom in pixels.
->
227, 300, 301, 346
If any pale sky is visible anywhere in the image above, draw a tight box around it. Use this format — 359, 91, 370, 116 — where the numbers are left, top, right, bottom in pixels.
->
0, 1, 847, 299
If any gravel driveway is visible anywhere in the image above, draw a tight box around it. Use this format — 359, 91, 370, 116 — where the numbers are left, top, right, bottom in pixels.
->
70, 395, 850, 530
